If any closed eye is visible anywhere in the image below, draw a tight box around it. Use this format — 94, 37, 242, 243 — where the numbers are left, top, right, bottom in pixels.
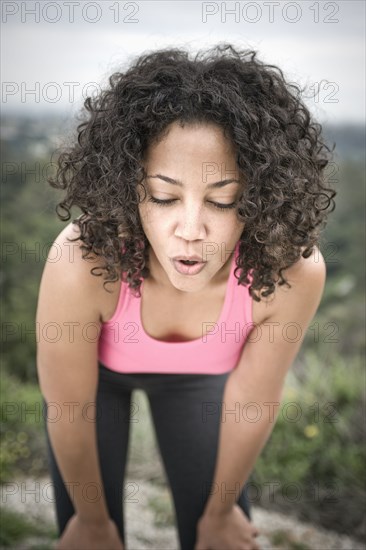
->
147, 196, 237, 211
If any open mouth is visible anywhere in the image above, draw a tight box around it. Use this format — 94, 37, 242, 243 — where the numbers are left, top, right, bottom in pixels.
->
179, 260, 199, 265
171, 258, 207, 275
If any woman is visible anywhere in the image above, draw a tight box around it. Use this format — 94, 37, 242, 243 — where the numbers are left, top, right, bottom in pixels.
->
36, 43, 336, 550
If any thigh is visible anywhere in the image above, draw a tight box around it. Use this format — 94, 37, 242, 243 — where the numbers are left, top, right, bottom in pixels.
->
43, 362, 133, 544
146, 372, 252, 550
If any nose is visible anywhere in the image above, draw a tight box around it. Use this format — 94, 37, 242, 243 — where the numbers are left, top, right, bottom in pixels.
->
174, 201, 207, 241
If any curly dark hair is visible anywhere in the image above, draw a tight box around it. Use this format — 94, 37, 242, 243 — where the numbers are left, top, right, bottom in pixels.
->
49, 42, 336, 302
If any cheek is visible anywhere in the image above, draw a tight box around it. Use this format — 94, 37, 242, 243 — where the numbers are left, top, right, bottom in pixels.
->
138, 204, 154, 225
140, 211, 167, 241
222, 218, 245, 242
232, 213, 245, 230
218, 214, 242, 231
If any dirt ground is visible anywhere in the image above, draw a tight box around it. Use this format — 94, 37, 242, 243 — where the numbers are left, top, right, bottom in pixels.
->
1, 476, 364, 550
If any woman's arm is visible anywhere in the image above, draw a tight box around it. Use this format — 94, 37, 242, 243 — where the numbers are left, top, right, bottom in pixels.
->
36, 224, 112, 529
202, 248, 327, 518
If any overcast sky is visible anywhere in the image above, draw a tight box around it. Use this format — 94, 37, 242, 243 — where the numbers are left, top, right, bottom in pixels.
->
1, 0, 365, 123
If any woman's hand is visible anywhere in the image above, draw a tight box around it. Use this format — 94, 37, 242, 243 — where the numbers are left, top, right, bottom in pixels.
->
194, 504, 260, 550
54, 514, 124, 550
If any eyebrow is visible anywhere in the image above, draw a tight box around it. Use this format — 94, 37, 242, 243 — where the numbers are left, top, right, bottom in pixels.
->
147, 174, 240, 189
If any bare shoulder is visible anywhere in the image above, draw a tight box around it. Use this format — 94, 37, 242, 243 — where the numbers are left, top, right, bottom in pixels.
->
252, 246, 326, 325
50, 221, 107, 288
282, 245, 326, 285
39, 221, 121, 323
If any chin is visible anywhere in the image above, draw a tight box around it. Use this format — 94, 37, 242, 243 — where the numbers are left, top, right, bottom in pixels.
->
172, 274, 209, 293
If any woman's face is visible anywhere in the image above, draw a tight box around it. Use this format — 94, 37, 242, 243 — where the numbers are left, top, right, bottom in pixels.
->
138, 121, 245, 294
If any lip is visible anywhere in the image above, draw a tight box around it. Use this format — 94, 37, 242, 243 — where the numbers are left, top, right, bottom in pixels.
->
171, 258, 207, 276
172, 255, 205, 262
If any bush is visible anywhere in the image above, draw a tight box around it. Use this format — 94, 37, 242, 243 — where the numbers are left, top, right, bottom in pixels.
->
252, 351, 365, 537
0, 370, 47, 483
0, 506, 57, 547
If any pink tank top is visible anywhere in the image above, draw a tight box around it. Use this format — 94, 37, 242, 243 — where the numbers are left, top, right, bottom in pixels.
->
98, 241, 254, 374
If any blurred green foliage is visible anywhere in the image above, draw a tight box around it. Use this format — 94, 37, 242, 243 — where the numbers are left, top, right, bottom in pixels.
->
0, 370, 47, 483
253, 353, 365, 526
256, 352, 366, 491
0, 506, 57, 547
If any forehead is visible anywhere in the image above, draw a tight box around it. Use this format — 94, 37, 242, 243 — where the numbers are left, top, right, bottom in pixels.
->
144, 122, 238, 182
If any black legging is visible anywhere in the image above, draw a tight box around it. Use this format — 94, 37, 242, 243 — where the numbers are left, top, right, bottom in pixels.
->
43, 361, 252, 550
